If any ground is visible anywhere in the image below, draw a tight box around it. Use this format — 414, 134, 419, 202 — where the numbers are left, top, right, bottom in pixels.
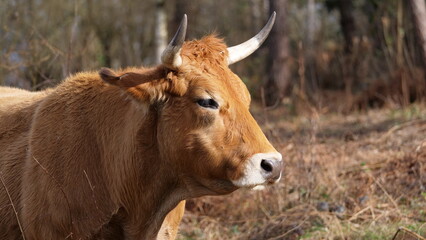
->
177, 103, 426, 240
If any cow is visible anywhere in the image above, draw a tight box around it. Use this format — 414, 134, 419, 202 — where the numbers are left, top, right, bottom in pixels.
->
0, 13, 282, 239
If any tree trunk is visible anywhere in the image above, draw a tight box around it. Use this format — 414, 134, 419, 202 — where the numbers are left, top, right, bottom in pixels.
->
337, 0, 356, 54
265, 0, 290, 106
306, 0, 316, 51
337, 0, 356, 109
408, 0, 426, 73
305, 0, 317, 96
154, 0, 168, 64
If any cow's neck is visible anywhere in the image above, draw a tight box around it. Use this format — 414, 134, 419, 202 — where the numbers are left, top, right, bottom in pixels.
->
94, 90, 185, 239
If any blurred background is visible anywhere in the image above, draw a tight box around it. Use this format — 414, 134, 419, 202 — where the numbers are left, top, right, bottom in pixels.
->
1, 0, 426, 239
2, 0, 426, 111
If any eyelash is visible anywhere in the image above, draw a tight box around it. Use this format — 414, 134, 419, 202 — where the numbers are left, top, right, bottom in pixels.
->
196, 99, 219, 109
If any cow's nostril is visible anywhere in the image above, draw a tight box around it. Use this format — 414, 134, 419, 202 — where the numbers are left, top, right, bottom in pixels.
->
261, 159, 273, 172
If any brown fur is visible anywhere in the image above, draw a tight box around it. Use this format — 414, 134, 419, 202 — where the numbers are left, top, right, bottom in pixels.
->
0, 36, 277, 239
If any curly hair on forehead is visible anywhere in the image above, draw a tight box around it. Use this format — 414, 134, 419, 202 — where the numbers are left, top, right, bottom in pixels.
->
181, 35, 229, 67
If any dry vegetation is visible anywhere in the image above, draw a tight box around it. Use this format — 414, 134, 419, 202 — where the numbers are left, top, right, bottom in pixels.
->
178, 103, 426, 240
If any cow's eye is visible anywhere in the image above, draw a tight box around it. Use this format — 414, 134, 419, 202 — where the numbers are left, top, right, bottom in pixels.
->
196, 99, 219, 109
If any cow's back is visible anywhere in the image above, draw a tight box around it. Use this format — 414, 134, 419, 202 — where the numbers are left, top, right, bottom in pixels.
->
0, 86, 49, 239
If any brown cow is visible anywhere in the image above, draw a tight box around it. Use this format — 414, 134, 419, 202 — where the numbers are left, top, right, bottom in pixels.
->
0, 13, 282, 239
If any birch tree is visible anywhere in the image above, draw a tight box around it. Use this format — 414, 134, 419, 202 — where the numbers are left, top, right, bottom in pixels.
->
154, 0, 168, 64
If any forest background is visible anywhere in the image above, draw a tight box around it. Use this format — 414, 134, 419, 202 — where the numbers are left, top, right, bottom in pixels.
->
1, 0, 426, 239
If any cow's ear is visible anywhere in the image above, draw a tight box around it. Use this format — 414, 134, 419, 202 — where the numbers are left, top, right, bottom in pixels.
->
99, 68, 120, 84
99, 68, 187, 102
99, 68, 154, 88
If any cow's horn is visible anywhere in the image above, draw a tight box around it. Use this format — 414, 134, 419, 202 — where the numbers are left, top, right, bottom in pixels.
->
227, 12, 276, 65
161, 14, 187, 68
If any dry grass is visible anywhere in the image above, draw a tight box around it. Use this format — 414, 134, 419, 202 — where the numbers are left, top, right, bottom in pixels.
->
178, 103, 426, 240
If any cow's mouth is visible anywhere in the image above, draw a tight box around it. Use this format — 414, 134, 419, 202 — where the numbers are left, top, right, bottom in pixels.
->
251, 185, 266, 190
248, 175, 281, 191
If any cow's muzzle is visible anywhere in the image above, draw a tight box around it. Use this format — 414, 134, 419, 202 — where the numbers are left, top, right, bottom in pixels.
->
231, 152, 283, 188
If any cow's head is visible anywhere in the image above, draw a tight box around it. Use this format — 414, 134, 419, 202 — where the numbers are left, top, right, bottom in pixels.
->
100, 13, 282, 196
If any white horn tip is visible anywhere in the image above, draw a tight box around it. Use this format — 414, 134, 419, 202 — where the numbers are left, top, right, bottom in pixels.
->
227, 12, 276, 65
